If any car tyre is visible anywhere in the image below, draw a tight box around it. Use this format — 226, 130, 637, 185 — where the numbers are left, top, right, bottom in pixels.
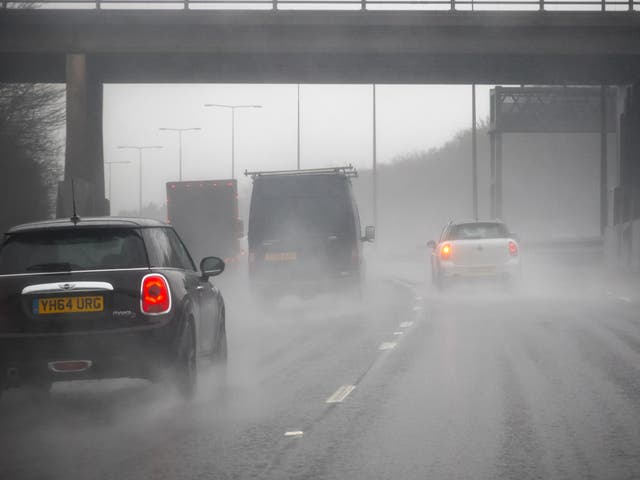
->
212, 310, 227, 366
175, 319, 197, 400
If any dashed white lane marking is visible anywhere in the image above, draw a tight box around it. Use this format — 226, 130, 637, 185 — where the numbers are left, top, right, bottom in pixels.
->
618, 296, 632, 303
399, 321, 414, 329
415, 296, 423, 301
393, 331, 403, 336
379, 342, 397, 351
326, 385, 356, 404
412, 306, 422, 313
284, 431, 304, 437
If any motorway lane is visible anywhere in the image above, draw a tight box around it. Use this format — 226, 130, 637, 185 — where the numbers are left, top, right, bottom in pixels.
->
0, 276, 415, 480
3, 263, 640, 479
263, 285, 640, 480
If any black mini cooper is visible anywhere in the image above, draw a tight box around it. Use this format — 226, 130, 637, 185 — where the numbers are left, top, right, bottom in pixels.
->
0, 217, 227, 399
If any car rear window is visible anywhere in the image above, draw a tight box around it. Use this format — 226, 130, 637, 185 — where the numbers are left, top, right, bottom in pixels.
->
446, 223, 509, 240
0, 228, 148, 274
249, 175, 355, 241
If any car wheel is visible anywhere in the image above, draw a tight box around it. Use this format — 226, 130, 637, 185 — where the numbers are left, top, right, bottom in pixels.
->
212, 310, 227, 366
175, 319, 197, 399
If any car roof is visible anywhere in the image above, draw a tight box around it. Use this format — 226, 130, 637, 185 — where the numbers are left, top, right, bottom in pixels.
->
7, 216, 168, 234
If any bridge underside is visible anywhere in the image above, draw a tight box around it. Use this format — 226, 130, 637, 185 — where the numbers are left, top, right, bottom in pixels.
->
3, 52, 640, 85
3, 10, 640, 84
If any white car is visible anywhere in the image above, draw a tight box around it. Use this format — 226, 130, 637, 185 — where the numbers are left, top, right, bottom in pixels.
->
428, 220, 521, 289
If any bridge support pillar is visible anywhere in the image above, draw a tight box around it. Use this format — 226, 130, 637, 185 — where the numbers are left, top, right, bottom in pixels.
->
57, 53, 106, 218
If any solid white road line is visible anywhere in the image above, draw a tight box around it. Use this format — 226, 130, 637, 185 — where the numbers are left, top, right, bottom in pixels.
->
379, 342, 397, 351
326, 385, 356, 404
284, 431, 304, 437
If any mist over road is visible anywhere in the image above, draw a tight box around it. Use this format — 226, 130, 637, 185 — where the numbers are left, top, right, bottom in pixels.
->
2, 254, 640, 480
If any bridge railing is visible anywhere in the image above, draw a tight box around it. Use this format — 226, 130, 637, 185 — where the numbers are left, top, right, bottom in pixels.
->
1, 0, 638, 11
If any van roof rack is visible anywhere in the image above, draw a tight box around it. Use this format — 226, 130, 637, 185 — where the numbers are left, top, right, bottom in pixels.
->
244, 164, 358, 179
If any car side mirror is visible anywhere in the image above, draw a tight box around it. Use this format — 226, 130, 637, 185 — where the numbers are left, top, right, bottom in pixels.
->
200, 256, 225, 278
363, 225, 375, 242
427, 240, 436, 249
238, 218, 245, 238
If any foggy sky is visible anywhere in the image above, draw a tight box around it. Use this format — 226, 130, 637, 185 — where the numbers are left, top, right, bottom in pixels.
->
103, 84, 493, 214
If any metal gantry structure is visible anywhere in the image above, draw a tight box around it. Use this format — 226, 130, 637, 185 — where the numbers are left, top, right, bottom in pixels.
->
488, 86, 616, 229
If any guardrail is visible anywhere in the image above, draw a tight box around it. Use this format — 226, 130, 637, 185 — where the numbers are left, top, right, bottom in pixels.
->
1, 0, 638, 11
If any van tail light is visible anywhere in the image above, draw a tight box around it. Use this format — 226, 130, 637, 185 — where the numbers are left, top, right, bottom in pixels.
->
140, 274, 171, 315
508, 241, 519, 257
440, 243, 452, 260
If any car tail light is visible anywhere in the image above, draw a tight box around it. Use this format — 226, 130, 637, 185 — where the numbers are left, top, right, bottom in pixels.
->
508, 241, 518, 256
48, 360, 92, 373
140, 274, 171, 315
440, 243, 452, 260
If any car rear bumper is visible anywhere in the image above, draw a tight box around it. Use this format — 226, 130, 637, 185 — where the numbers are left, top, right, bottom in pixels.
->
0, 322, 177, 389
439, 259, 521, 280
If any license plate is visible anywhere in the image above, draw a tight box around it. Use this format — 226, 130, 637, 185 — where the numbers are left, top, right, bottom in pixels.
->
264, 252, 297, 262
34, 296, 104, 315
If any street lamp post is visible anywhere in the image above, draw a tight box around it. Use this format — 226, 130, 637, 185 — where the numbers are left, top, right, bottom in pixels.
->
159, 127, 201, 181
472, 84, 478, 221
104, 160, 131, 203
297, 84, 301, 170
203, 103, 262, 179
372, 84, 378, 235
117, 145, 163, 215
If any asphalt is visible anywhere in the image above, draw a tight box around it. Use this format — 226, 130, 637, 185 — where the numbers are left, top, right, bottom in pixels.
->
2, 257, 640, 480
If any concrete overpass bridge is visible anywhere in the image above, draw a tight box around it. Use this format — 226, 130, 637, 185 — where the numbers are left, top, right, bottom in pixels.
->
3, 9, 640, 85
1, 5, 640, 268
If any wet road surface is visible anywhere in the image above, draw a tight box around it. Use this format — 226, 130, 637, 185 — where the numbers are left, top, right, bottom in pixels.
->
2, 260, 640, 480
